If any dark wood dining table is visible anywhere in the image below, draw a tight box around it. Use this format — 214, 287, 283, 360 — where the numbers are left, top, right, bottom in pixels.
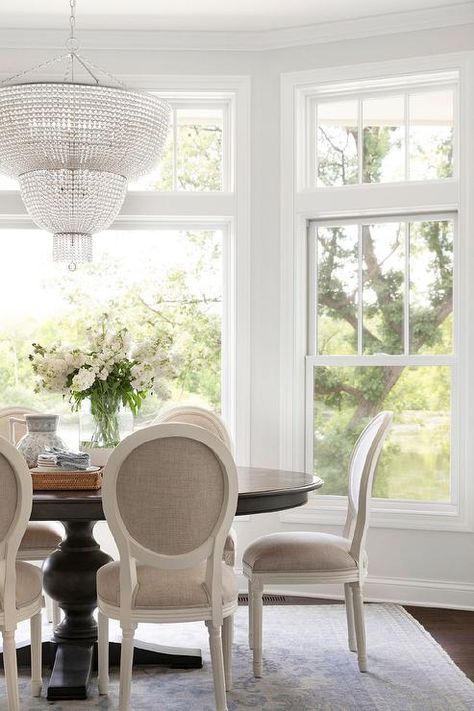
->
19, 466, 322, 700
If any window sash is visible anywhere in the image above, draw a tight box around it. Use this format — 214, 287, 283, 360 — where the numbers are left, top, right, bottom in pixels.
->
307, 79, 458, 188
308, 212, 456, 358
307, 212, 457, 505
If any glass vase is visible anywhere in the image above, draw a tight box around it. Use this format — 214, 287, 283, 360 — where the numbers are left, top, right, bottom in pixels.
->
80, 399, 133, 454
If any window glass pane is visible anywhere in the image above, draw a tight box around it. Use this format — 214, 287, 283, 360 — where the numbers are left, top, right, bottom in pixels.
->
409, 219, 453, 354
0, 229, 223, 447
317, 101, 358, 186
130, 113, 175, 191
129, 106, 224, 192
362, 95, 405, 183
176, 108, 223, 191
409, 90, 454, 180
362, 222, 405, 354
313, 365, 450, 501
316, 225, 358, 354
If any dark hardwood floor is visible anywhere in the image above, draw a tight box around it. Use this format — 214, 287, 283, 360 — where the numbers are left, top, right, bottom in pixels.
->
238, 594, 474, 681
406, 606, 474, 682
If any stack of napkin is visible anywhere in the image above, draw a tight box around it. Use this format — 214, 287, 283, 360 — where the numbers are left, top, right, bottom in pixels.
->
45, 447, 91, 471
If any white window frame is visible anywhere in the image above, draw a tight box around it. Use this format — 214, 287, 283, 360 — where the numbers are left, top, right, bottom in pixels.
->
280, 53, 474, 531
0, 75, 251, 466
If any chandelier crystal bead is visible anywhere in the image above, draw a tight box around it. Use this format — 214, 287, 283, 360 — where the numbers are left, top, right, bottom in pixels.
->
53, 233, 93, 269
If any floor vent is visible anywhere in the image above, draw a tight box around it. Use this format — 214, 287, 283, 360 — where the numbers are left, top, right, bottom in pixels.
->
238, 594, 287, 605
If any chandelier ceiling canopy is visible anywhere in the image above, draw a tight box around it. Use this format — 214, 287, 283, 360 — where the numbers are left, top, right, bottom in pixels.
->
0, 0, 171, 269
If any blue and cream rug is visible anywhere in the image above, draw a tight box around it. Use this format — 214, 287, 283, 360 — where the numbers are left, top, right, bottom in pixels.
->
6, 604, 474, 710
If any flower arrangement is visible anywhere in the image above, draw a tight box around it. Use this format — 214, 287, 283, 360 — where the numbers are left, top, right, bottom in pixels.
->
30, 319, 176, 448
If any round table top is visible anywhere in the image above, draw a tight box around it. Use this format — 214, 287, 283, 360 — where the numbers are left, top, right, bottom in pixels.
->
31, 466, 323, 520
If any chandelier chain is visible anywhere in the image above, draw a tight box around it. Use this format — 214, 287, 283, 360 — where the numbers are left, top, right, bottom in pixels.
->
69, 0, 76, 41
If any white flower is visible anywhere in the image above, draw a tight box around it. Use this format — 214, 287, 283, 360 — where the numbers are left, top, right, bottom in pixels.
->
71, 367, 96, 393
153, 379, 171, 400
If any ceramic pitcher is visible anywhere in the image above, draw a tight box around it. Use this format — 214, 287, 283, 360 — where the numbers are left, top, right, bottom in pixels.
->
12, 414, 66, 468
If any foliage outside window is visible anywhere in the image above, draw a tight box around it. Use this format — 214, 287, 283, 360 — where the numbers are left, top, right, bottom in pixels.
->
312, 216, 453, 501
315, 88, 454, 186
0, 229, 223, 447
131, 106, 225, 192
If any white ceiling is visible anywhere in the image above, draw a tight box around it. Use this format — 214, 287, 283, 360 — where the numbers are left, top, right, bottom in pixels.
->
0, 0, 467, 32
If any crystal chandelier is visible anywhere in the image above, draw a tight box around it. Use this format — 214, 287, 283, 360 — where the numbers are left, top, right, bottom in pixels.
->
0, 0, 170, 269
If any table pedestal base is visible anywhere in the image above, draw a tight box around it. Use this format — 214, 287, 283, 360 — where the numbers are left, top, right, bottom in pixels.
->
2, 638, 203, 700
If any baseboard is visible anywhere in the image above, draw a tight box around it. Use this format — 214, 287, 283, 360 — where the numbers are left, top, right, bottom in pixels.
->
235, 569, 474, 611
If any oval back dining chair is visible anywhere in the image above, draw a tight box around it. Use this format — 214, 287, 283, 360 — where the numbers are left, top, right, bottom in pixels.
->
0, 407, 63, 628
0, 437, 43, 710
242, 411, 393, 677
155, 405, 236, 562
97, 423, 239, 711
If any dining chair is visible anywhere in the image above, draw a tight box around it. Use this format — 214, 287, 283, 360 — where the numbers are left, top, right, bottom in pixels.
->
0, 407, 63, 628
97, 423, 239, 711
243, 411, 393, 677
155, 405, 237, 567
0, 437, 43, 710
155, 405, 238, 691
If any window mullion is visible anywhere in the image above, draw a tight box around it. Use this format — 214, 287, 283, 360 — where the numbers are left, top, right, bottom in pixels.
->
309, 225, 317, 356
172, 108, 178, 191
358, 223, 363, 355
358, 97, 363, 184
405, 93, 410, 181
404, 220, 410, 355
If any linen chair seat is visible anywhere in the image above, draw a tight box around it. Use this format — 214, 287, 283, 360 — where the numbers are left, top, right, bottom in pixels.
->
19, 522, 63, 556
243, 531, 368, 574
4, 562, 43, 610
97, 560, 238, 610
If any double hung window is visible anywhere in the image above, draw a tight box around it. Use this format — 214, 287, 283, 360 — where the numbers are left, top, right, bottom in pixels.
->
282, 62, 468, 527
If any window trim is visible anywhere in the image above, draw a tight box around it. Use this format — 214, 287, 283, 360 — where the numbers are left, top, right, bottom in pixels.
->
280, 53, 474, 532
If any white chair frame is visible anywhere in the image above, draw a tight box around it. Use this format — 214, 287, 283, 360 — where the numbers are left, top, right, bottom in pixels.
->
0, 437, 43, 710
0, 406, 62, 628
97, 423, 239, 711
155, 404, 234, 454
243, 411, 393, 677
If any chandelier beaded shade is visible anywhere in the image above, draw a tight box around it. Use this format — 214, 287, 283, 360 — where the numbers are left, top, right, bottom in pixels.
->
19, 169, 127, 235
0, 83, 170, 179
0, 0, 170, 269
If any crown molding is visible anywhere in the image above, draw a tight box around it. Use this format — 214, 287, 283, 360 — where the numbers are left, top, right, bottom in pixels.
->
0, 3, 473, 52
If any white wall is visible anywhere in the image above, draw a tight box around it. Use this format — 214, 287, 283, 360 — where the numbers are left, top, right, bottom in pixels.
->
2, 20, 474, 607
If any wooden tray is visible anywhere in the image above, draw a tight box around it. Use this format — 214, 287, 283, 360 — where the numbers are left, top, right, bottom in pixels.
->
30, 467, 102, 491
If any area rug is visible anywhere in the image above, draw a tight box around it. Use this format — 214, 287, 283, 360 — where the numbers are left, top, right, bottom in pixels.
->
7, 603, 474, 710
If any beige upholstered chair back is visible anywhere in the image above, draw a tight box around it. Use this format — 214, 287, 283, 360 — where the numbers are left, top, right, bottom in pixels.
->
116, 435, 226, 556
0, 438, 33, 614
342, 411, 393, 562
0, 407, 40, 444
102, 423, 238, 619
155, 405, 233, 454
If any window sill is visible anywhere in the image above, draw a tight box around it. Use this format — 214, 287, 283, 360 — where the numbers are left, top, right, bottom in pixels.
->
280, 496, 473, 532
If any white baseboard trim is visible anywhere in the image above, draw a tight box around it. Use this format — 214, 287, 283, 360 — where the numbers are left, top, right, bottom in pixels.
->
235, 569, 474, 611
